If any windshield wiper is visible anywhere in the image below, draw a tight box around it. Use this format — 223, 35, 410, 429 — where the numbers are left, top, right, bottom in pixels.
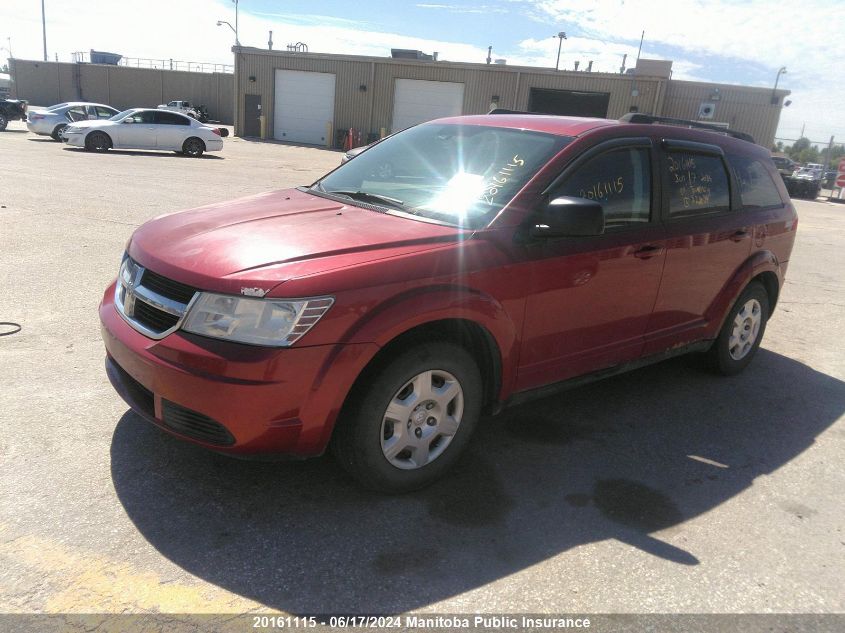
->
320, 189, 412, 212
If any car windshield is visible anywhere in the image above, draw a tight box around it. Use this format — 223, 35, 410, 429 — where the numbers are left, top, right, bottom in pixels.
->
109, 109, 137, 121
315, 123, 570, 228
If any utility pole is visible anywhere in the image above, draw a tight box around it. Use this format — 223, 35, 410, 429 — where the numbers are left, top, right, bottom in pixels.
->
620, 53, 627, 74
554, 31, 567, 71
41, 0, 47, 61
233, 0, 240, 45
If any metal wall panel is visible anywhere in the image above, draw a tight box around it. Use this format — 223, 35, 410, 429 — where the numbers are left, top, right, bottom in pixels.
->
11, 59, 234, 123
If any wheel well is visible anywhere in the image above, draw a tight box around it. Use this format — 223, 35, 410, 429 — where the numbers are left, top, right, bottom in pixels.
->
347, 319, 502, 415
752, 271, 779, 312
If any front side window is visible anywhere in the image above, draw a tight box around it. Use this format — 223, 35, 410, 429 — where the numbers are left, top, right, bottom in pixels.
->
124, 111, 156, 124
665, 151, 730, 217
315, 123, 570, 228
553, 147, 651, 228
730, 156, 784, 208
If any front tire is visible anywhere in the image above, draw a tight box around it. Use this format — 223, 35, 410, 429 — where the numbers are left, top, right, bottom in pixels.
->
332, 342, 483, 493
0, 113, 8, 131
707, 282, 769, 375
182, 137, 205, 157
85, 131, 112, 152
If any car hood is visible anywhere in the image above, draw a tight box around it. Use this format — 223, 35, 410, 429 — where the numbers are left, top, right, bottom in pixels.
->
127, 187, 466, 296
66, 119, 115, 129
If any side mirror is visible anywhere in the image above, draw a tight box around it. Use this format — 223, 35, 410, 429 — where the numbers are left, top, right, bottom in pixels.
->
530, 196, 605, 238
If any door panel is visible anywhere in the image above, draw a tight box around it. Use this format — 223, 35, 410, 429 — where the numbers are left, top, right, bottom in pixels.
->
244, 94, 261, 137
644, 146, 751, 354
115, 112, 156, 148
517, 143, 666, 391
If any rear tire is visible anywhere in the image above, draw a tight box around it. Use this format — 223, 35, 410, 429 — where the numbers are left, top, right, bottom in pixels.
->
707, 282, 769, 375
51, 124, 67, 141
85, 131, 112, 152
182, 137, 205, 157
331, 341, 483, 493
0, 113, 8, 131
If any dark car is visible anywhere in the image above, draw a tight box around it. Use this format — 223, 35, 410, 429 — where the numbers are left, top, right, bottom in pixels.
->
0, 98, 27, 131
100, 112, 796, 492
770, 155, 798, 178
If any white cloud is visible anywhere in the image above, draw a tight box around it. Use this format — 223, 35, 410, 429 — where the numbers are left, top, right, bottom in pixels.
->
3, 0, 842, 140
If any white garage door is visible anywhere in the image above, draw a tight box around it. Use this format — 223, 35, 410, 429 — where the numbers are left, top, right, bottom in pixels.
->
274, 70, 335, 145
392, 79, 465, 132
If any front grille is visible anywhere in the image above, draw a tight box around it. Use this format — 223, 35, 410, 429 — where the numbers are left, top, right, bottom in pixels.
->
161, 400, 235, 446
115, 257, 198, 339
133, 299, 180, 332
141, 269, 197, 304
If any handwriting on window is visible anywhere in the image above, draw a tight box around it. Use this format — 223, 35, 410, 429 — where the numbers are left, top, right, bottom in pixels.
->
578, 176, 624, 202
481, 155, 524, 205
668, 154, 714, 208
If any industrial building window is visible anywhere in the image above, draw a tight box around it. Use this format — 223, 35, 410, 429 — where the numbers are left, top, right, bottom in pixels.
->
553, 147, 651, 228
665, 152, 730, 217
729, 156, 784, 208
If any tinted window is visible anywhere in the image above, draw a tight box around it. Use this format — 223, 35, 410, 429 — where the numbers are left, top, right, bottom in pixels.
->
155, 111, 190, 125
730, 156, 784, 208
665, 152, 730, 217
554, 147, 651, 227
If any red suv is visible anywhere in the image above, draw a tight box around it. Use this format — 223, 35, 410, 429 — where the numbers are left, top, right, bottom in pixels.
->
100, 113, 797, 492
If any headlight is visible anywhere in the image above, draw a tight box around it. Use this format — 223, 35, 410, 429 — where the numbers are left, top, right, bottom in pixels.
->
181, 293, 334, 347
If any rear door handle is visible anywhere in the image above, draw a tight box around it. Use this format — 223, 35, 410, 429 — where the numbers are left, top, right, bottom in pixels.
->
730, 229, 750, 242
633, 245, 665, 259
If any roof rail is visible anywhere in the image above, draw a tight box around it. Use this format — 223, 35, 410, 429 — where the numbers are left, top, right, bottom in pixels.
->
619, 113, 755, 144
487, 108, 544, 115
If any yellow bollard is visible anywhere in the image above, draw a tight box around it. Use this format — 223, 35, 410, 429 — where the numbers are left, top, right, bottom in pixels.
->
326, 121, 333, 148
259, 115, 266, 139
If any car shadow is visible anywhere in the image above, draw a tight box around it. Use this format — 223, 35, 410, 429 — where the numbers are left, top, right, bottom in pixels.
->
26, 136, 58, 141
61, 147, 224, 159
110, 349, 844, 613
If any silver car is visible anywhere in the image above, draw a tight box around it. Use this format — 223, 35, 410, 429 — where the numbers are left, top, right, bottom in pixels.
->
26, 102, 119, 140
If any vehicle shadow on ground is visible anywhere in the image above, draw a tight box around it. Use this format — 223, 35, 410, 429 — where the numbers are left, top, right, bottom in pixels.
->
62, 147, 224, 159
110, 349, 844, 613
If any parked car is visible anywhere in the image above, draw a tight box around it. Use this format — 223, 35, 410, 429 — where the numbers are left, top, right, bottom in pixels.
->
0, 98, 27, 131
62, 108, 224, 157
26, 102, 119, 140
784, 166, 822, 199
157, 100, 199, 119
100, 112, 796, 492
770, 155, 797, 178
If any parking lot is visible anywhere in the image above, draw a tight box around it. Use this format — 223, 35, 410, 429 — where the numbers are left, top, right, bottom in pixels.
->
1, 118, 843, 618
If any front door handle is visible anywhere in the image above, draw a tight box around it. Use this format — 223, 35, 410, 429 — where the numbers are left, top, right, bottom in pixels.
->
730, 229, 751, 242
633, 245, 665, 259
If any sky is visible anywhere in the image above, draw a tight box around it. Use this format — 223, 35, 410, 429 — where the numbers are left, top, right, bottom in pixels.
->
2, 0, 843, 144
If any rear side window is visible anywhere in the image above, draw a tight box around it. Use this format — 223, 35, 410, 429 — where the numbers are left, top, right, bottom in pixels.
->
665, 152, 730, 217
155, 111, 190, 125
554, 147, 652, 228
730, 156, 784, 208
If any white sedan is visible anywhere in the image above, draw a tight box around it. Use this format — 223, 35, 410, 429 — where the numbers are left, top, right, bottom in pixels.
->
62, 108, 224, 157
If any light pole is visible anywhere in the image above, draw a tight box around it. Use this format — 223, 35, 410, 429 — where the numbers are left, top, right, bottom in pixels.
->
233, 0, 240, 46
772, 66, 787, 104
41, 0, 47, 61
217, 20, 238, 46
554, 31, 567, 71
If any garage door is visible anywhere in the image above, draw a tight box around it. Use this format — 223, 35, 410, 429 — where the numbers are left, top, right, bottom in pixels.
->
392, 79, 464, 132
274, 70, 335, 145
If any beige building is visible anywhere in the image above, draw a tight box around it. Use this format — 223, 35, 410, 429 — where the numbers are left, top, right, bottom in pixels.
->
233, 47, 789, 149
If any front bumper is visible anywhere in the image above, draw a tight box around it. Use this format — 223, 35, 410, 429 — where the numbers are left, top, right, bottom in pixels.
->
64, 132, 85, 147
100, 281, 377, 456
